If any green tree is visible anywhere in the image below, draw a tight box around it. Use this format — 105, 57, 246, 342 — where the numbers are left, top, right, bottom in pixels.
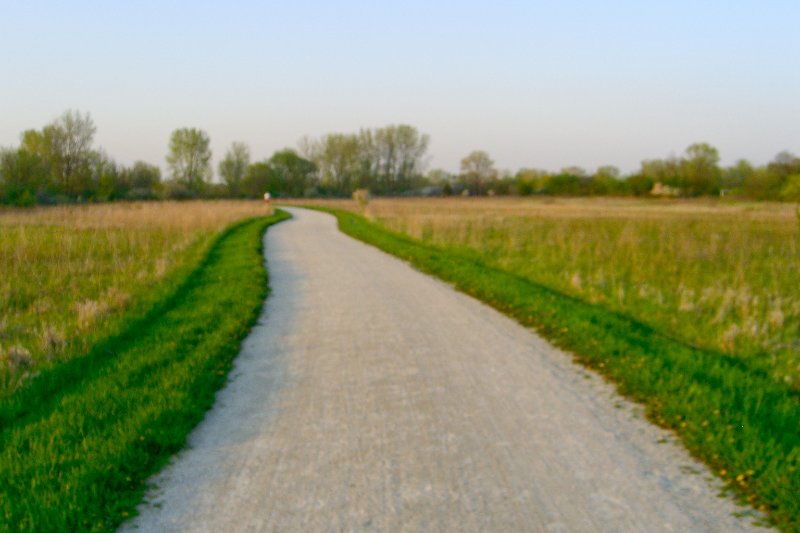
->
166, 128, 212, 195
780, 174, 800, 201
722, 159, 754, 191
60, 110, 97, 192
20, 110, 96, 197
427, 169, 453, 185
130, 161, 162, 190
767, 151, 800, 198
218, 142, 250, 197
315, 133, 362, 195
367, 125, 430, 193
742, 152, 800, 200
544, 173, 583, 196
639, 157, 681, 190
514, 168, 549, 195
590, 165, 622, 195
460, 150, 496, 195
241, 161, 273, 198
681, 142, 720, 196
0, 148, 51, 205
625, 173, 655, 196
124, 161, 162, 200
427, 169, 454, 195
268, 149, 317, 197
89, 150, 120, 201
300, 125, 431, 195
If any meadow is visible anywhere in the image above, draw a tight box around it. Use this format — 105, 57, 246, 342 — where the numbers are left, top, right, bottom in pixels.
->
0, 201, 271, 391
2, 196, 798, 528
321, 197, 799, 388
299, 197, 800, 529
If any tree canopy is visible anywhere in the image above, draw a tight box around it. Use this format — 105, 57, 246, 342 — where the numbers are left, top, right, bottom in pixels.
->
219, 142, 250, 197
460, 150, 496, 195
166, 128, 212, 195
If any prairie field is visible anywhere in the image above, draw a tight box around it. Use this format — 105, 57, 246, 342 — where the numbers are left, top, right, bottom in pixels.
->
0, 200, 271, 390
302, 197, 800, 387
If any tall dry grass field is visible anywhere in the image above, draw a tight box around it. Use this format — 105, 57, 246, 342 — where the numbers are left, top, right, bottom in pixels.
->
309, 197, 800, 388
0, 201, 271, 390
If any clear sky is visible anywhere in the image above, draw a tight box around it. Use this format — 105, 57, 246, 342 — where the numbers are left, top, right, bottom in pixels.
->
1, 1, 798, 176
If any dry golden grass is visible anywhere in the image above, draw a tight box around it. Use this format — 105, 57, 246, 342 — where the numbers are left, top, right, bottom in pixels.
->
292, 197, 800, 387
0, 200, 272, 230
0, 201, 271, 386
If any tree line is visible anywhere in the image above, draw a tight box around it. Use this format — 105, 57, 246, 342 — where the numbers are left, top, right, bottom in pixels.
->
2, 110, 799, 206
447, 144, 800, 200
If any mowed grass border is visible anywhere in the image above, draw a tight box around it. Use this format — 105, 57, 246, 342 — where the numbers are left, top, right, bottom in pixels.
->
312, 206, 799, 530
0, 209, 290, 532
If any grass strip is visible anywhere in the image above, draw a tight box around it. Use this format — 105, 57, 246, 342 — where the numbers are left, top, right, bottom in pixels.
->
316, 206, 799, 530
0, 209, 290, 532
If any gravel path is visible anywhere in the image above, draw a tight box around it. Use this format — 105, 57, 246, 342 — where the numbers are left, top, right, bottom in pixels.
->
122, 207, 762, 532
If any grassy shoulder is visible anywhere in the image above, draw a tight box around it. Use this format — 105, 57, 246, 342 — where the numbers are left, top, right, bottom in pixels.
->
0, 209, 290, 532
314, 206, 799, 530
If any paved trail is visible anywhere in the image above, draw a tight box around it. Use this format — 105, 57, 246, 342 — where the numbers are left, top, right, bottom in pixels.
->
124, 208, 760, 532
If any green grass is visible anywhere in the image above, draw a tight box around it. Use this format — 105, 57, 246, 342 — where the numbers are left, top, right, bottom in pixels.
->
316, 206, 800, 530
0, 209, 289, 532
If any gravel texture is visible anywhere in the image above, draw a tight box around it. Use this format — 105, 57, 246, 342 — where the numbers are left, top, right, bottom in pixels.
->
122, 207, 763, 532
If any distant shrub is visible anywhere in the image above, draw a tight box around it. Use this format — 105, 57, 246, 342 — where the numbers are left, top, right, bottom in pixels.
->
626, 174, 655, 196
14, 190, 36, 207
125, 187, 158, 201
544, 174, 583, 196
353, 188, 370, 208
164, 182, 195, 200
779, 174, 800, 201
35, 190, 58, 205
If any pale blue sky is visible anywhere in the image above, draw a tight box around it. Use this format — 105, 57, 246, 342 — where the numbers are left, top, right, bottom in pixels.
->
1, 1, 798, 175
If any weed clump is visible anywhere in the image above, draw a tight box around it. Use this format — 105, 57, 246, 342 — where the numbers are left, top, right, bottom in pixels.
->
39, 326, 66, 359
353, 188, 371, 209
2, 344, 33, 375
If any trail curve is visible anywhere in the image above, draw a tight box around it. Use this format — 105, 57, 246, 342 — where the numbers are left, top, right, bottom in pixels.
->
123, 207, 761, 532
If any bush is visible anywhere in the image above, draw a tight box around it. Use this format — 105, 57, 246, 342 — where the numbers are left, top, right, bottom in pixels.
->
352, 188, 370, 208
163, 182, 195, 200
14, 190, 36, 207
626, 174, 655, 196
125, 188, 158, 201
35, 190, 58, 205
544, 174, 583, 196
779, 174, 800, 201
